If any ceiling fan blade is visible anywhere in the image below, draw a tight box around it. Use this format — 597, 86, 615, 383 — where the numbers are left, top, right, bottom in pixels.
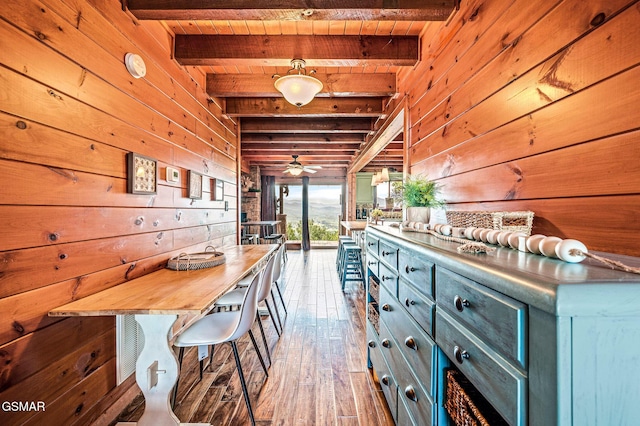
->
303, 168, 318, 173
283, 169, 291, 174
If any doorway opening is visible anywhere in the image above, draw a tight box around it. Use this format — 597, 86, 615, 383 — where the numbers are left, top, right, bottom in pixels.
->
277, 184, 342, 247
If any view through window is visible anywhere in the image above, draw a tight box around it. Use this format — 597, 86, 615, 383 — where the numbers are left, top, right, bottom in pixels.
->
278, 185, 342, 243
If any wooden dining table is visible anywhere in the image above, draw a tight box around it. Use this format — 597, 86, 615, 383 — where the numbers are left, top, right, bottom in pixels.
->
49, 244, 277, 426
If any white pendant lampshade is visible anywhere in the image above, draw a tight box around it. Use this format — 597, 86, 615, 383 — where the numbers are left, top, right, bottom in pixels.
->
371, 173, 379, 186
274, 59, 323, 107
381, 167, 390, 183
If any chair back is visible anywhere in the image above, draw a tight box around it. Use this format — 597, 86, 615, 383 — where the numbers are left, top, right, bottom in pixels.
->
228, 268, 263, 341
257, 251, 277, 302
272, 244, 284, 283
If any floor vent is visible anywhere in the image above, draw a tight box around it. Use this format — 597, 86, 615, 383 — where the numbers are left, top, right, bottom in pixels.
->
116, 315, 145, 385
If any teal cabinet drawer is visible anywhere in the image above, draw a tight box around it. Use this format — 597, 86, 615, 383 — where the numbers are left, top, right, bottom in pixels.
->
436, 309, 527, 426
399, 249, 434, 299
378, 262, 398, 296
436, 268, 527, 369
367, 323, 397, 421
382, 292, 436, 398
398, 281, 435, 337
398, 381, 435, 426
366, 234, 379, 257
366, 256, 379, 279
379, 240, 399, 271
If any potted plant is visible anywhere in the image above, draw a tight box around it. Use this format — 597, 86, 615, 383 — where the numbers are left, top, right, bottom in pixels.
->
370, 208, 384, 224
402, 175, 444, 223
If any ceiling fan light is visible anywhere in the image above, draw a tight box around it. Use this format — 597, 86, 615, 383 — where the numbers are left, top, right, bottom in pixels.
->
288, 167, 304, 176
274, 59, 323, 107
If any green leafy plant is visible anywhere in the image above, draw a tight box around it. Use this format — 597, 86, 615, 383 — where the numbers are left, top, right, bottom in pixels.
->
370, 208, 384, 219
402, 175, 444, 208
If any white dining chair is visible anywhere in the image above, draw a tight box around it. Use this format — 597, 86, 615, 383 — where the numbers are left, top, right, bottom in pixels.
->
171, 270, 266, 425
271, 244, 288, 324
214, 251, 280, 364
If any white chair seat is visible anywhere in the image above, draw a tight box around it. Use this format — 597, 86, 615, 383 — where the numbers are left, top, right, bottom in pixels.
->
215, 288, 246, 307
174, 311, 239, 347
237, 273, 257, 287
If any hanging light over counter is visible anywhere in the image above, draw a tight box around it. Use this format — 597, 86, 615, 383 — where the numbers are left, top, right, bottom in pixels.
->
273, 59, 323, 107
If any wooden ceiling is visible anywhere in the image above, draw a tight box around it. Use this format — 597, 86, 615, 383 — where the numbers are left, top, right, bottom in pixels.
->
125, 1, 457, 180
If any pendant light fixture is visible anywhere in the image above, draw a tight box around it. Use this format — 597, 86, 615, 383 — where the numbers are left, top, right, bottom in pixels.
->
380, 150, 390, 183
273, 59, 323, 107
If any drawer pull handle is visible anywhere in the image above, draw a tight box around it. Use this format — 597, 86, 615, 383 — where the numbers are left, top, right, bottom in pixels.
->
453, 346, 470, 364
382, 250, 393, 256
405, 265, 416, 273
381, 339, 391, 348
382, 304, 391, 312
368, 241, 376, 246
404, 386, 418, 402
454, 295, 471, 312
367, 261, 377, 266
404, 298, 416, 307
404, 336, 418, 351
381, 375, 391, 386
368, 340, 376, 348
381, 276, 393, 282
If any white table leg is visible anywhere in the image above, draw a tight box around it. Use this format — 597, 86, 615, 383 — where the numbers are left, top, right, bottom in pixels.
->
134, 314, 180, 426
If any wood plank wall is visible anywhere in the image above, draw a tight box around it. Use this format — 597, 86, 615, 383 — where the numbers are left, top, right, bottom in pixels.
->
398, 0, 640, 256
0, 0, 238, 424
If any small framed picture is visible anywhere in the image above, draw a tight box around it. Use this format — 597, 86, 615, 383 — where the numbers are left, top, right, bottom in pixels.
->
213, 178, 224, 201
188, 170, 203, 199
127, 152, 157, 194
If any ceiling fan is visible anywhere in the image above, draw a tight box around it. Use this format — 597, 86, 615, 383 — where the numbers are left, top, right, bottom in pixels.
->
283, 155, 322, 176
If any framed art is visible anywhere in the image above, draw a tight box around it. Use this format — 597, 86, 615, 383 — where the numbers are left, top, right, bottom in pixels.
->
188, 170, 203, 199
127, 152, 157, 194
213, 178, 224, 201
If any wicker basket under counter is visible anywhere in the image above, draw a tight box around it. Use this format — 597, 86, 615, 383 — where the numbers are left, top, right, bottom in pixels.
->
446, 210, 534, 236
445, 369, 508, 426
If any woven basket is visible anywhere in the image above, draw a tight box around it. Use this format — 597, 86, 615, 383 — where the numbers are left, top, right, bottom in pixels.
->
369, 277, 380, 304
445, 369, 508, 426
446, 210, 534, 236
368, 302, 380, 334
166, 246, 226, 271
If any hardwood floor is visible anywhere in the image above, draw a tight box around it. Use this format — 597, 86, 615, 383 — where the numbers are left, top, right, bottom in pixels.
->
115, 248, 394, 425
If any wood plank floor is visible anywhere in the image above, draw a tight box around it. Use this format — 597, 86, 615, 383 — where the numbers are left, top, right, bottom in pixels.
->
115, 248, 394, 425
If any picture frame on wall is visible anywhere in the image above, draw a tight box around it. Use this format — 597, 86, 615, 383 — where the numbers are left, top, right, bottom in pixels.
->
127, 152, 157, 195
188, 170, 203, 199
213, 178, 224, 201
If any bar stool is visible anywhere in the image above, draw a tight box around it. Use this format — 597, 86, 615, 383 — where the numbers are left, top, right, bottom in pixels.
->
341, 245, 365, 290
172, 271, 267, 425
337, 239, 357, 276
336, 236, 355, 270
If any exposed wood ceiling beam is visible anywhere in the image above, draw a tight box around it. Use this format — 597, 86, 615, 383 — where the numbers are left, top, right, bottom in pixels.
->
241, 133, 366, 144
207, 73, 396, 98
241, 117, 374, 133
349, 100, 405, 173
242, 144, 361, 152
174, 35, 419, 67
127, 0, 455, 21
225, 97, 384, 117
